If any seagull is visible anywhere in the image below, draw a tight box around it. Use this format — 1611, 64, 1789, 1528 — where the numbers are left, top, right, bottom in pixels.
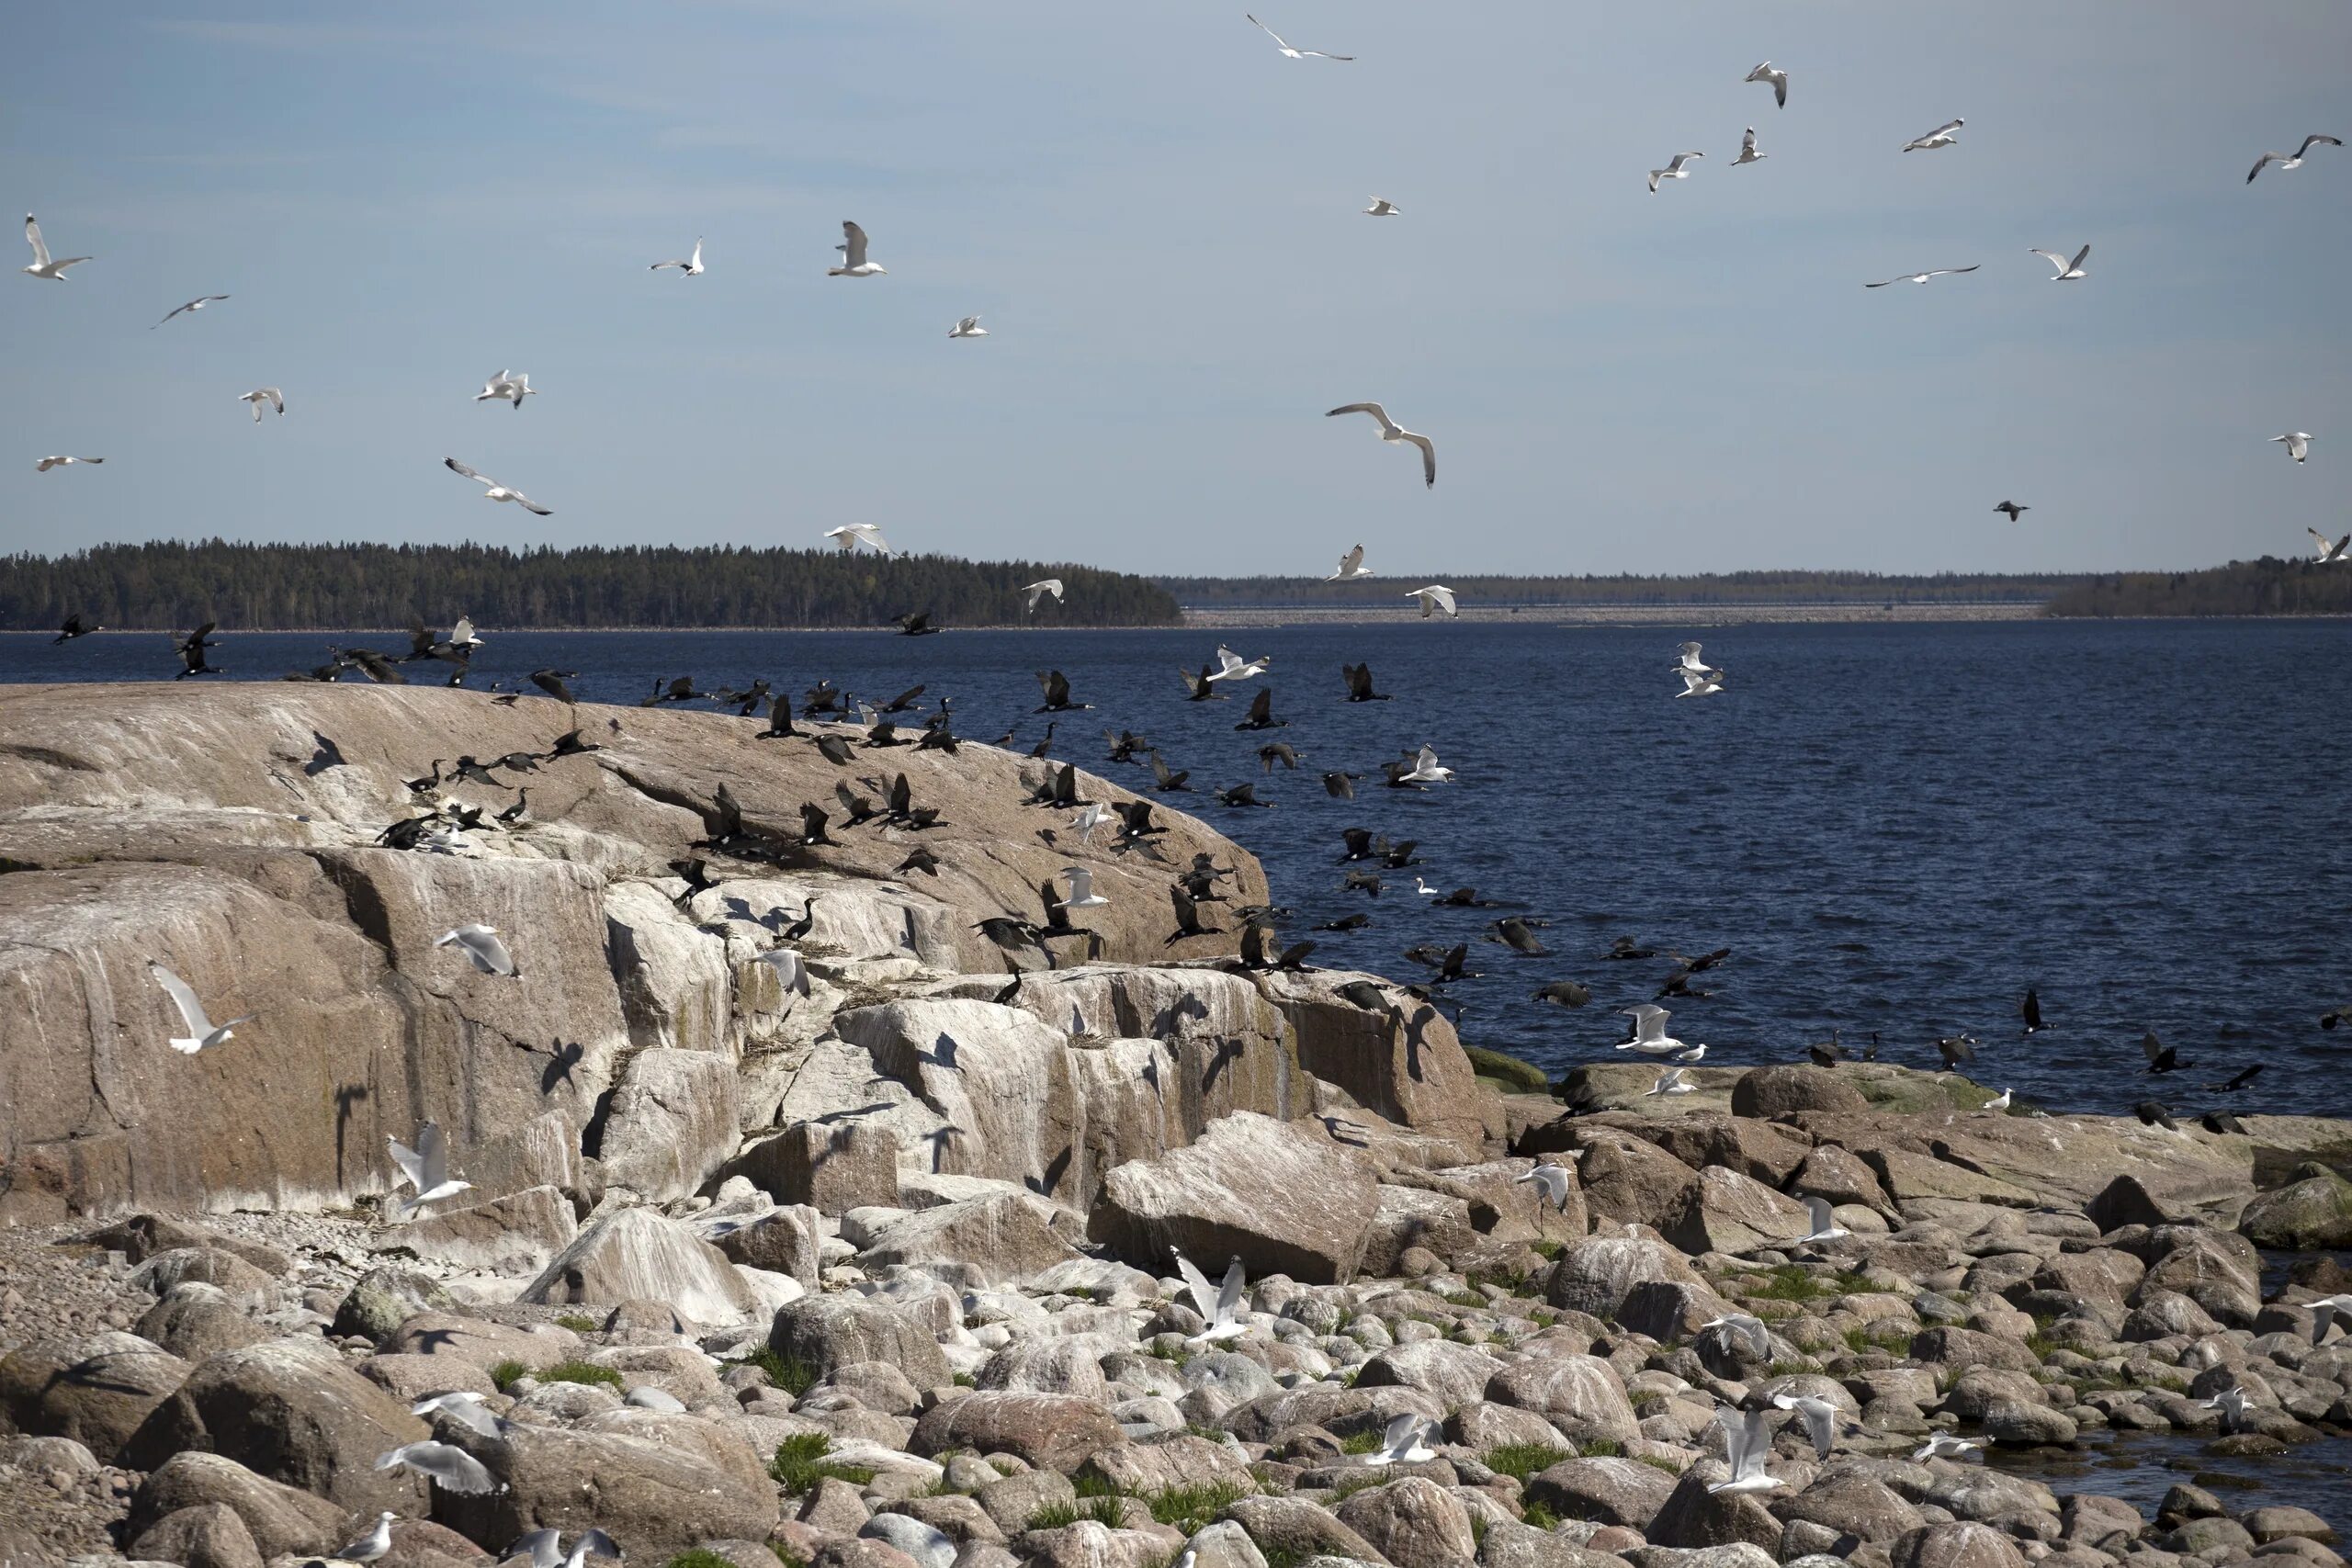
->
375, 1441, 501, 1495
2271, 432, 2312, 464
755, 948, 811, 1002
2022, 987, 2048, 1033
1984, 1087, 2013, 1111
2201, 1384, 2250, 1433
1023, 579, 1063, 612
2308, 1295, 2352, 1344
1326, 544, 1374, 581
1745, 62, 1789, 107
148, 963, 254, 1055
2030, 244, 2091, 280
1366, 1413, 1439, 1467
1708, 1406, 1783, 1495
1772, 1393, 1846, 1461
827, 220, 887, 277
411, 1392, 507, 1438
936, 316, 988, 343
153, 294, 230, 328
650, 237, 704, 275
35, 456, 103, 471
435, 924, 517, 977
1062, 866, 1109, 909
387, 1122, 473, 1217
1866, 265, 1979, 288
1703, 1312, 1770, 1358
824, 523, 894, 555
21, 214, 92, 280
508, 1529, 623, 1568
1406, 584, 1458, 619
1912, 1433, 1984, 1462
1398, 744, 1453, 784
1677, 667, 1725, 698
1618, 1003, 1689, 1055
1070, 801, 1113, 845
337, 1512, 399, 1564
1674, 641, 1718, 675
1206, 644, 1272, 682
1793, 1194, 1849, 1245
2247, 135, 2342, 184
444, 457, 551, 514
1364, 197, 1401, 216
1903, 118, 1964, 152
1513, 1161, 1577, 1213
1327, 403, 1436, 488
1732, 128, 1766, 166
476, 370, 536, 409
1648, 152, 1703, 191
1995, 501, 2030, 522
1647, 1066, 1695, 1096
238, 388, 285, 423
1173, 1250, 1248, 1344
2307, 527, 2350, 564
1246, 14, 1352, 61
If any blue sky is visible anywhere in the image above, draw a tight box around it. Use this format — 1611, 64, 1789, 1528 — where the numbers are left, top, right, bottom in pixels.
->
5, 2, 2347, 576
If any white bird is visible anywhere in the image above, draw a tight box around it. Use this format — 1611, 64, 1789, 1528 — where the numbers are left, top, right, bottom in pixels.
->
2306, 1294, 2352, 1344
1207, 644, 1272, 682
1647, 1066, 1695, 1097
1672, 1043, 1708, 1064
1733, 128, 1766, 166
1513, 1161, 1577, 1213
475, 370, 536, 409
1617, 1003, 1689, 1055
21, 214, 91, 280
1363, 197, 1401, 216
1325, 545, 1374, 582
823, 523, 894, 556
35, 456, 103, 471
1023, 579, 1064, 612
2247, 135, 2342, 185
1398, 744, 1453, 784
1406, 584, 1458, 619
1678, 668, 1725, 699
445, 615, 483, 650
508, 1529, 624, 1568
626, 1384, 686, 1412
435, 924, 516, 977
1903, 118, 1965, 152
2030, 244, 2091, 281
337, 1512, 399, 1563
148, 962, 254, 1055
444, 457, 552, 515
1061, 866, 1109, 909
2271, 432, 2312, 464
238, 388, 285, 423
1674, 641, 1718, 675
2201, 1384, 2250, 1433
1173, 1250, 1248, 1344
1865, 265, 1980, 288
755, 947, 811, 1002
375, 1440, 500, 1495
1070, 801, 1113, 845
387, 1122, 473, 1217
1648, 152, 1703, 192
1772, 1393, 1846, 1461
1744, 62, 1789, 108
411, 1391, 508, 1438
1413, 876, 1441, 897
1327, 402, 1436, 489
1984, 1088, 2013, 1112
1913, 1433, 1984, 1462
1702, 1312, 1770, 1358
1708, 1406, 1783, 1495
153, 294, 230, 328
2306, 527, 2350, 564
827, 220, 886, 277
1246, 14, 1351, 61
1366, 1412, 1439, 1466
1794, 1194, 1850, 1245
938, 316, 987, 343
650, 237, 704, 276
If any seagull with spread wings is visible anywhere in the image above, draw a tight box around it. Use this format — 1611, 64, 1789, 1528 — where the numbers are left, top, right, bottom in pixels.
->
1326, 544, 1374, 581
21, 214, 92, 280
238, 388, 284, 423
153, 294, 230, 328
2307, 527, 2349, 564
1406, 584, 1457, 619
828, 220, 887, 276
148, 962, 255, 1054
1866, 265, 1978, 288
2031, 243, 2091, 280
35, 455, 103, 471
948, 315, 987, 337
388, 1122, 473, 1217
2248, 134, 2341, 184
1733, 128, 1766, 166
476, 370, 537, 409
1246, 14, 1351, 60
1173, 1250, 1248, 1344
1903, 118, 1964, 152
1745, 61, 1789, 107
445, 458, 552, 514
825, 523, 894, 555
1648, 151, 1703, 191
2272, 431, 2312, 464
650, 237, 704, 275
1328, 403, 1435, 488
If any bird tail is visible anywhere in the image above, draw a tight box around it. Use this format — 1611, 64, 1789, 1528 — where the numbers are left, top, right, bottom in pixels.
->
168, 1036, 204, 1055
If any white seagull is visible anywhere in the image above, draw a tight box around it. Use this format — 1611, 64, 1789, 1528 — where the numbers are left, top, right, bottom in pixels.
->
153, 294, 230, 328
1207, 644, 1272, 682
1866, 265, 1980, 288
1672, 1042, 1708, 1063
824, 523, 894, 556
238, 388, 284, 423
1745, 62, 1789, 108
2271, 432, 2312, 464
1246, 14, 1352, 61
1173, 1250, 1248, 1344
1984, 1088, 2013, 1112
828, 220, 887, 277
2031, 244, 2091, 280
1326, 544, 1374, 581
148, 962, 254, 1055
650, 238, 704, 276
337, 1512, 399, 1563
1061, 866, 1109, 909
1646, 1066, 1696, 1097
1398, 744, 1453, 784
1772, 1393, 1847, 1461
1327, 402, 1436, 489
1903, 118, 1964, 152
375, 1441, 501, 1495
1674, 641, 1719, 675
755, 948, 811, 1002
508, 1529, 624, 1568
2201, 1385, 2252, 1432
1513, 1161, 1577, 1213
476, 370, 536, 409
411, 1392, 508, 1438
435, 924, 516, 977
1702, 1312, 1770, 1358
1648, 152, 1703, 191
1023, 579, 1064, 612
1793, 1194, 1850, 1245
2247, 135, 2342, 185
1367, 1413, 1439, 1467
1913, 1433, 1985, 1462
1070, 801, 1113, 845
1678, 668, 1725, 699
2306, 527, 2350, 564
444, 457, 552, 515
1364, 197, 1401, 216
948, 315, 987, 337
387, 1122, 474, 1217
21, 214, 92, 280
1618, 1003, 1690, 1056
1733, 128, 1766, 166
1407, 584, 1458, 619
35, 456, 103, 471
2306, 1294, 2352, 1344
1708, 1406, 1784, 1495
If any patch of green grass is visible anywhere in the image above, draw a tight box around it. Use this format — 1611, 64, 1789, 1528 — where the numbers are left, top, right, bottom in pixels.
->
1026, 1501, 1080, 1532
489, 1359, 529, 1389
533, 1360, 626, 1391
1529, 1240, 1564, 1261
1444, 1291, 1489, 1309
1339, 1428, 1384, 1455
1522, 1502, 1560, 1530
2023, 1332, 2058, 1359
555, 1313, 600, 1333
769, 1433, 876, 1495
1325, 1472, 1385, 1505
1483, 1442, 1572, 1482
729, 1346, 820, 1396
1147, 1479, 1255, 1530
1764, 1360, 1815, 1380
1576, 1438, 1623, 1459
667, 1554, 741, 1568
1145, 1341, 1186, 1363
773, 1547, 808, 1568
953, 1371, 976, 1388
1261, 1543, 1311, 1568
1629, 1389, 1668, 1412
1635, 1455, 1681, 1475
1072, 1472, 1125, 1500
1841, 1325, 1914, 1355
1084, 1495, 1128, 1527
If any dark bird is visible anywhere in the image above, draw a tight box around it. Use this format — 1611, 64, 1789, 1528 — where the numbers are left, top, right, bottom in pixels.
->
1808, 1036, 1846, 1067
1115, 799, 1162, 840
1486, 918, 1548, 955
833, 782, 880, 825
404, 760, 447, 797
1336, 980, 1390, 1011
798, 803, 833, 845
1322, 772, 1361, 800
976, 916, 1053, 966
1936, 1033, 1977, 1068
2323, 1008, 2349, 1030
894, 611, 944, 636
450, 755, 506, 790
781, 899, 818, 941
52, 614, 101, 645
1340, 828, 1378, 862
887, 773, 939, 829
916, 724, 958, 754
1317, 912, 1371, 932
2200, 1111, 2248, 1135
1178, 665, 1227, 702
1994, 501, 2030, 522
898, 845, 941, 876
1235, 688, 1286, 730
2134, 1100, 2179, 1131
495, 790, 530, 826
760, 698, 798, 739
1532, 980, 1591, 1009
2021, 988, 2048, 1034
1671, 947, 1732, 973
1422, 943, 1478, 984
1433, 887, 1493, 908
375, 815, 439, 850
803, 681, 843, 714
1342, 868, 1385, 897
1379, 840, 1419, 868
1217, 782, 1272, 808
670, 857, 718, 905
174, 623, 222, 679
2141, 1031, 2192, 1074
1035, 671, 1089, 712
1165, 886, 1217, 945
1149, 753, 1192, 793
1657, 966, 1713, 1000
1603, 936, 1656, 961
1259, 742, 1302, 773
335, 646, 406, 684
1102, 728, 1150, 763
545, 728, 598, 758
990, 973, 1023, 1006
1028, 722, 1058, 760
492, 751, 541, 775
815, 734, 854, 765
1340, 661, 1391, 702
881, 684, 926, 714
864, 718, 904, 748
529, 668, 580, 704
2208, 1064, 2264, 1093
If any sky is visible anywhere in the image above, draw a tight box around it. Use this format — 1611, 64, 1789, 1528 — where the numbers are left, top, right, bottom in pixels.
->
4, 2, 2348, 578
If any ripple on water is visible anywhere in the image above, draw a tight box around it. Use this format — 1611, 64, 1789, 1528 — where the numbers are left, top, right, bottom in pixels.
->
1996, 1429, 2352, 1540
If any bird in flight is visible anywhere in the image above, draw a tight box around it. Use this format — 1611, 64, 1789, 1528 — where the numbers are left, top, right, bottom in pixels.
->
2031, 244, 2091, 280
1363, 197, 1400, 217
1733, 128, 1766, 166
1744, 62, 1789, 108
2271, 431, 2312, 464
21, 214, 91, 280
828, 220, 887, 277
1707, 1406, 1785, 1496
1994, 500, 2030, 522
1678, 667, 1725, 698
153, 294, 230, 328
1648, 151, 1703, 191
1023, 579, 1064, 612
35, 455, 102, 471
435, 924, 517, 977
1903, 118, 1964, 152
1328, 402, 1435, 488
148, 962, 254, 1054
1326, 544, 1374, 581
1406, 584, 1457, 619
2247, 134, 2341, 184
387, 1121, 473, 1216
1246, 14, 1351, 61
2307, 527, 2349, 564
476, 370, 536, 409
1866, 265, 1979, 288
650, 237, 704, 275
948, 315, 987, 337
238, 388, 285, 423
445, 457, 552, 514
1206, 644, 1272, 682
1366, 1414, 1439, 1466
826, 522, 894, 555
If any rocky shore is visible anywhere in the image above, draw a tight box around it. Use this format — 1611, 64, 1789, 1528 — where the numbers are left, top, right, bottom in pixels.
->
1, 683, 2347, 1568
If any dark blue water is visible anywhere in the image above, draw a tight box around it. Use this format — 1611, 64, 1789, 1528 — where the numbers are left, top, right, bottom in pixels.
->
7, 619, 2346, 1119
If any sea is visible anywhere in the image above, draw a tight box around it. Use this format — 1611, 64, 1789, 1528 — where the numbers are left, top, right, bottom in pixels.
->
4, 617, 2347, 1120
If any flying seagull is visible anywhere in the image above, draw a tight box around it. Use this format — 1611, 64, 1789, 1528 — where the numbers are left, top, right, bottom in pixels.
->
375, 1441, 500, 1495
435, 923, 517, 977
1733, 128, 1766, 166
148, 962, 254, 1055
1995, 500, 2030, 522
1328, 402, 1436, 488
2307, 527, 2349, 564
1678, 667, 1725, 698
1866, 265, 1979, 288
507, 1529, 623, 1568
1364, 197, 1400, 216
1023, 579, 1064, 612
21, 214, 92, 280
2031, 243, 2091, 280
476, 369, 536, 409
1407, 584, 1458, 619
1913, 1433, 1985, 1462
2271, 432, 2312, 464
1744, 62, 1789, 108
828, 220, 887, 276
944, 314, 990, 339
1618, 1003, 1689, 1055
1703, 1311, 1770, 1358
444, 457, 552, 514
1326, 544, 1374, 581
387, 1122, 473, 1216
1207, 644, 1272, 682
1061, 866, 1109, 909
825, 523, 894, 556
1771, 1393, 1847, 1461
153, 294, 231, 328
2308, 1294, 2352, 1345
1173, 1250, 1247, 1344
1366, 1413, 1439, 1467
1513, 1161, 1577, 1213
1397, 744, 1453, 784
650, 237, 704, 275
35, 456, 103, 471
1246, 14, 1351, 61
1648, 152, 1703, 191
238, 388, 285, 423
2247, 134, 2341, 184
1675, 641, 1718, 675
1708, 1406, 1784, 1495
755, 948, 811, 1003
412, 1392, 508, 1438
1793, 1194, 1849, 1245
1903, 118, 1964, 152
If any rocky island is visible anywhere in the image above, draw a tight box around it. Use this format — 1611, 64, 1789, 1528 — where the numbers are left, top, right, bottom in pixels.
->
0, 683, 2346, 1568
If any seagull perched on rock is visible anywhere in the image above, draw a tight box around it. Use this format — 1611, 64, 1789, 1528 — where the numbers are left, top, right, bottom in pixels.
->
827, 220, 887, 276
1363, 197, 1401, 216
153, 294, 230, 328
1407, 584, 1457, 619
1732, 128, 1766, 166
949, 315, 988, 337
1744, 61, 1789, 107
1246, 13, 1351, 61
1326, 544, 1374, 581
445, 457, 551, 514
650, 237, 704, 275
21, 214, 92, 280
476, 370, 536, 409
238, 388, 285, 423
1792, 1194, 1849, 1245
1994, 501, 2030, 522
376, 1441, 501, 1495
1903, 118, 1964, 152
2247, 134, 2341, 184
2031, 243, 2091, 280
35, 455, 102, 471
1366, 1413, 1439, 1466
435, 924, 516, 977
1866, 265, 1979, 288
1023, 579, 1063, 612
337, 1512, 399, 1564
1327, 402, 1436, 488
148, 962, 254, 1055
1173, 1250, 1248, 1344
387, 1122, 473, 1217
1708, 1406, 1784, 1495
2307, 527, 2350, 564
2270, 431, 2312, 463
825, 522, 894, 556
1647, 152, 1703, 191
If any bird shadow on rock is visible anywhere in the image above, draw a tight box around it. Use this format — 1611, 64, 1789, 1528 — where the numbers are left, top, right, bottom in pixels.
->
1202, 1038, 1245, 1094
1026, 1146, 1074, 1201
305, 731, 346, 775
334, 1083, 372, 1188
541, 1041, 585, 1093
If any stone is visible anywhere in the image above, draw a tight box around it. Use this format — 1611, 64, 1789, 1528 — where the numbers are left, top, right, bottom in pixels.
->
976, 1471, 1078, 1536
1791, 1145, 1893, 1212
522, 1205, 761, 1325
1089, 1111, 1381, 1284
864, 1512, 960, 1568
2086, 1175, 2182, 1232
1544, 1233, 1704, 1319
331, 1267, 458, 1342
978, 1338, 1110, 1402
741, 1122, 905, 1216
1521, 1457, 1676, 1529
1223, 1495, 1394, 1567
1391, 1159, 1585, 1246
1336, 1476, 1477, 1568
1645, 1467, 1782, 1552
1906, 1328, 2040, 1375
712, 1206, 822, 1285
2240, 1173, 2352, 1251
771, 1294, 954, 1392
814, 1540, 924, 1568
0, 1331, 191, 1463
136, 1282, 271, 1363
128, 1502, 265, 1568
1780, 1472, 1925, 1545
2132, 1232, 2261, 1325
1984, 1402, 2077, 1447
1730, 1066, 1868, 1118
1076, 1434, 1254, 1496
430, 1416, 780, 1561
1186, 1519, 1271, 1568
1360, 1185, 1480, 1276
856, 1192, 1086, 1286
595, 1047, 742, 1201
910, 1393, 1127, 1474
376, 1313, 582, 1373
1267, 971, 1502, 1158
398, 1183, 579, 1272
1891, 1527, 2029, 1568
1663, 1166, 1812, 1256
128, 1247, 277, 1306
1355, 1341, 1508, 1414
1615, 1280, 1734, 1345
125, 1451, 349, 1559
1483, 1355, 1641, 1445
1568, 1134, 1701, 1234
2244, 1508, 2336, 1546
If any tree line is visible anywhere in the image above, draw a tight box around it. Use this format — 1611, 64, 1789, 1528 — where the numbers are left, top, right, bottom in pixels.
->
2041, 558, 2352, 617
0, 541, 1182, 630
1158, 569, 2090, 607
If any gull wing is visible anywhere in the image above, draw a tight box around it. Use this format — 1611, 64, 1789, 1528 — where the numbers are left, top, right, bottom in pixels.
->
2030, 250, 2067, 275
1771, 72, 1787, 107
415, 1120, 452, 1191
2068, 243, 2091, 273
147, 962, 213, 1037
512, 492, 552, 515
1381, 1410, 1423, 1456
26, 214, 50, 267
2299, 133, 2344, 157
839, 221, 870, 269
1419, 584, 1456, 615
383, 1440, 501, 1494
1327, 401, 1393, 432
505, 1529, 562, 1568
1173, 1250, 1219, 1318
1415, 744, 1442, 773
1066, 866, 1094, 903
1245, 14, 1289, 50
1400, 430, 1436, 488
466, 927, 515, 975
445, 457, 489, 484
1804, 1194, 1836, 1235
2247, 152, 2281, 184
1216, 1257, 1245, 1323
388, 1135, 429, 1193
2312, 527, 2337, 557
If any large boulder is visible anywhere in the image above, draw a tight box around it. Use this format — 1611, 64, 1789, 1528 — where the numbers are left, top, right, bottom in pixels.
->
1730, 1066, 1868, 1119
375, 1313, 582, 1374
136, 1283, 272, 1364
1544, 1233, 1703, 1319
127, 1502, 265, 1568
1483, 1355, 1640, 1444
1568, 1134, 1700, 1233
594, 1047, 742, 1201
1262, 971, 1503, 1157
397, 1184, 579, 1273
854, 1192, 1085, 1285
1089, 1111, 1380, 1283
522, 1206, 760, 1325
1334, 1475, 1477, 1568
2240, 1170, 2352, 1250
1359, 1185, 1479, 1275
1646, 1466, 1782, 1551
1663, 1166, 1812, 1256
770, 1294, 953, 1391
1890, 1522, 2030, 1568
0, 1332, 191, 1463
910, 1392, 1127, 1473
1521, 1456, 1676, 1529
126, 1451, 348, 1560
739, 1122, 903, 1216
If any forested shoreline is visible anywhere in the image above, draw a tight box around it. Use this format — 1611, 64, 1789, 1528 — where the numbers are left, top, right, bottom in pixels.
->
2041, 558, 2352, 617
1160, 569, 2087, 607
